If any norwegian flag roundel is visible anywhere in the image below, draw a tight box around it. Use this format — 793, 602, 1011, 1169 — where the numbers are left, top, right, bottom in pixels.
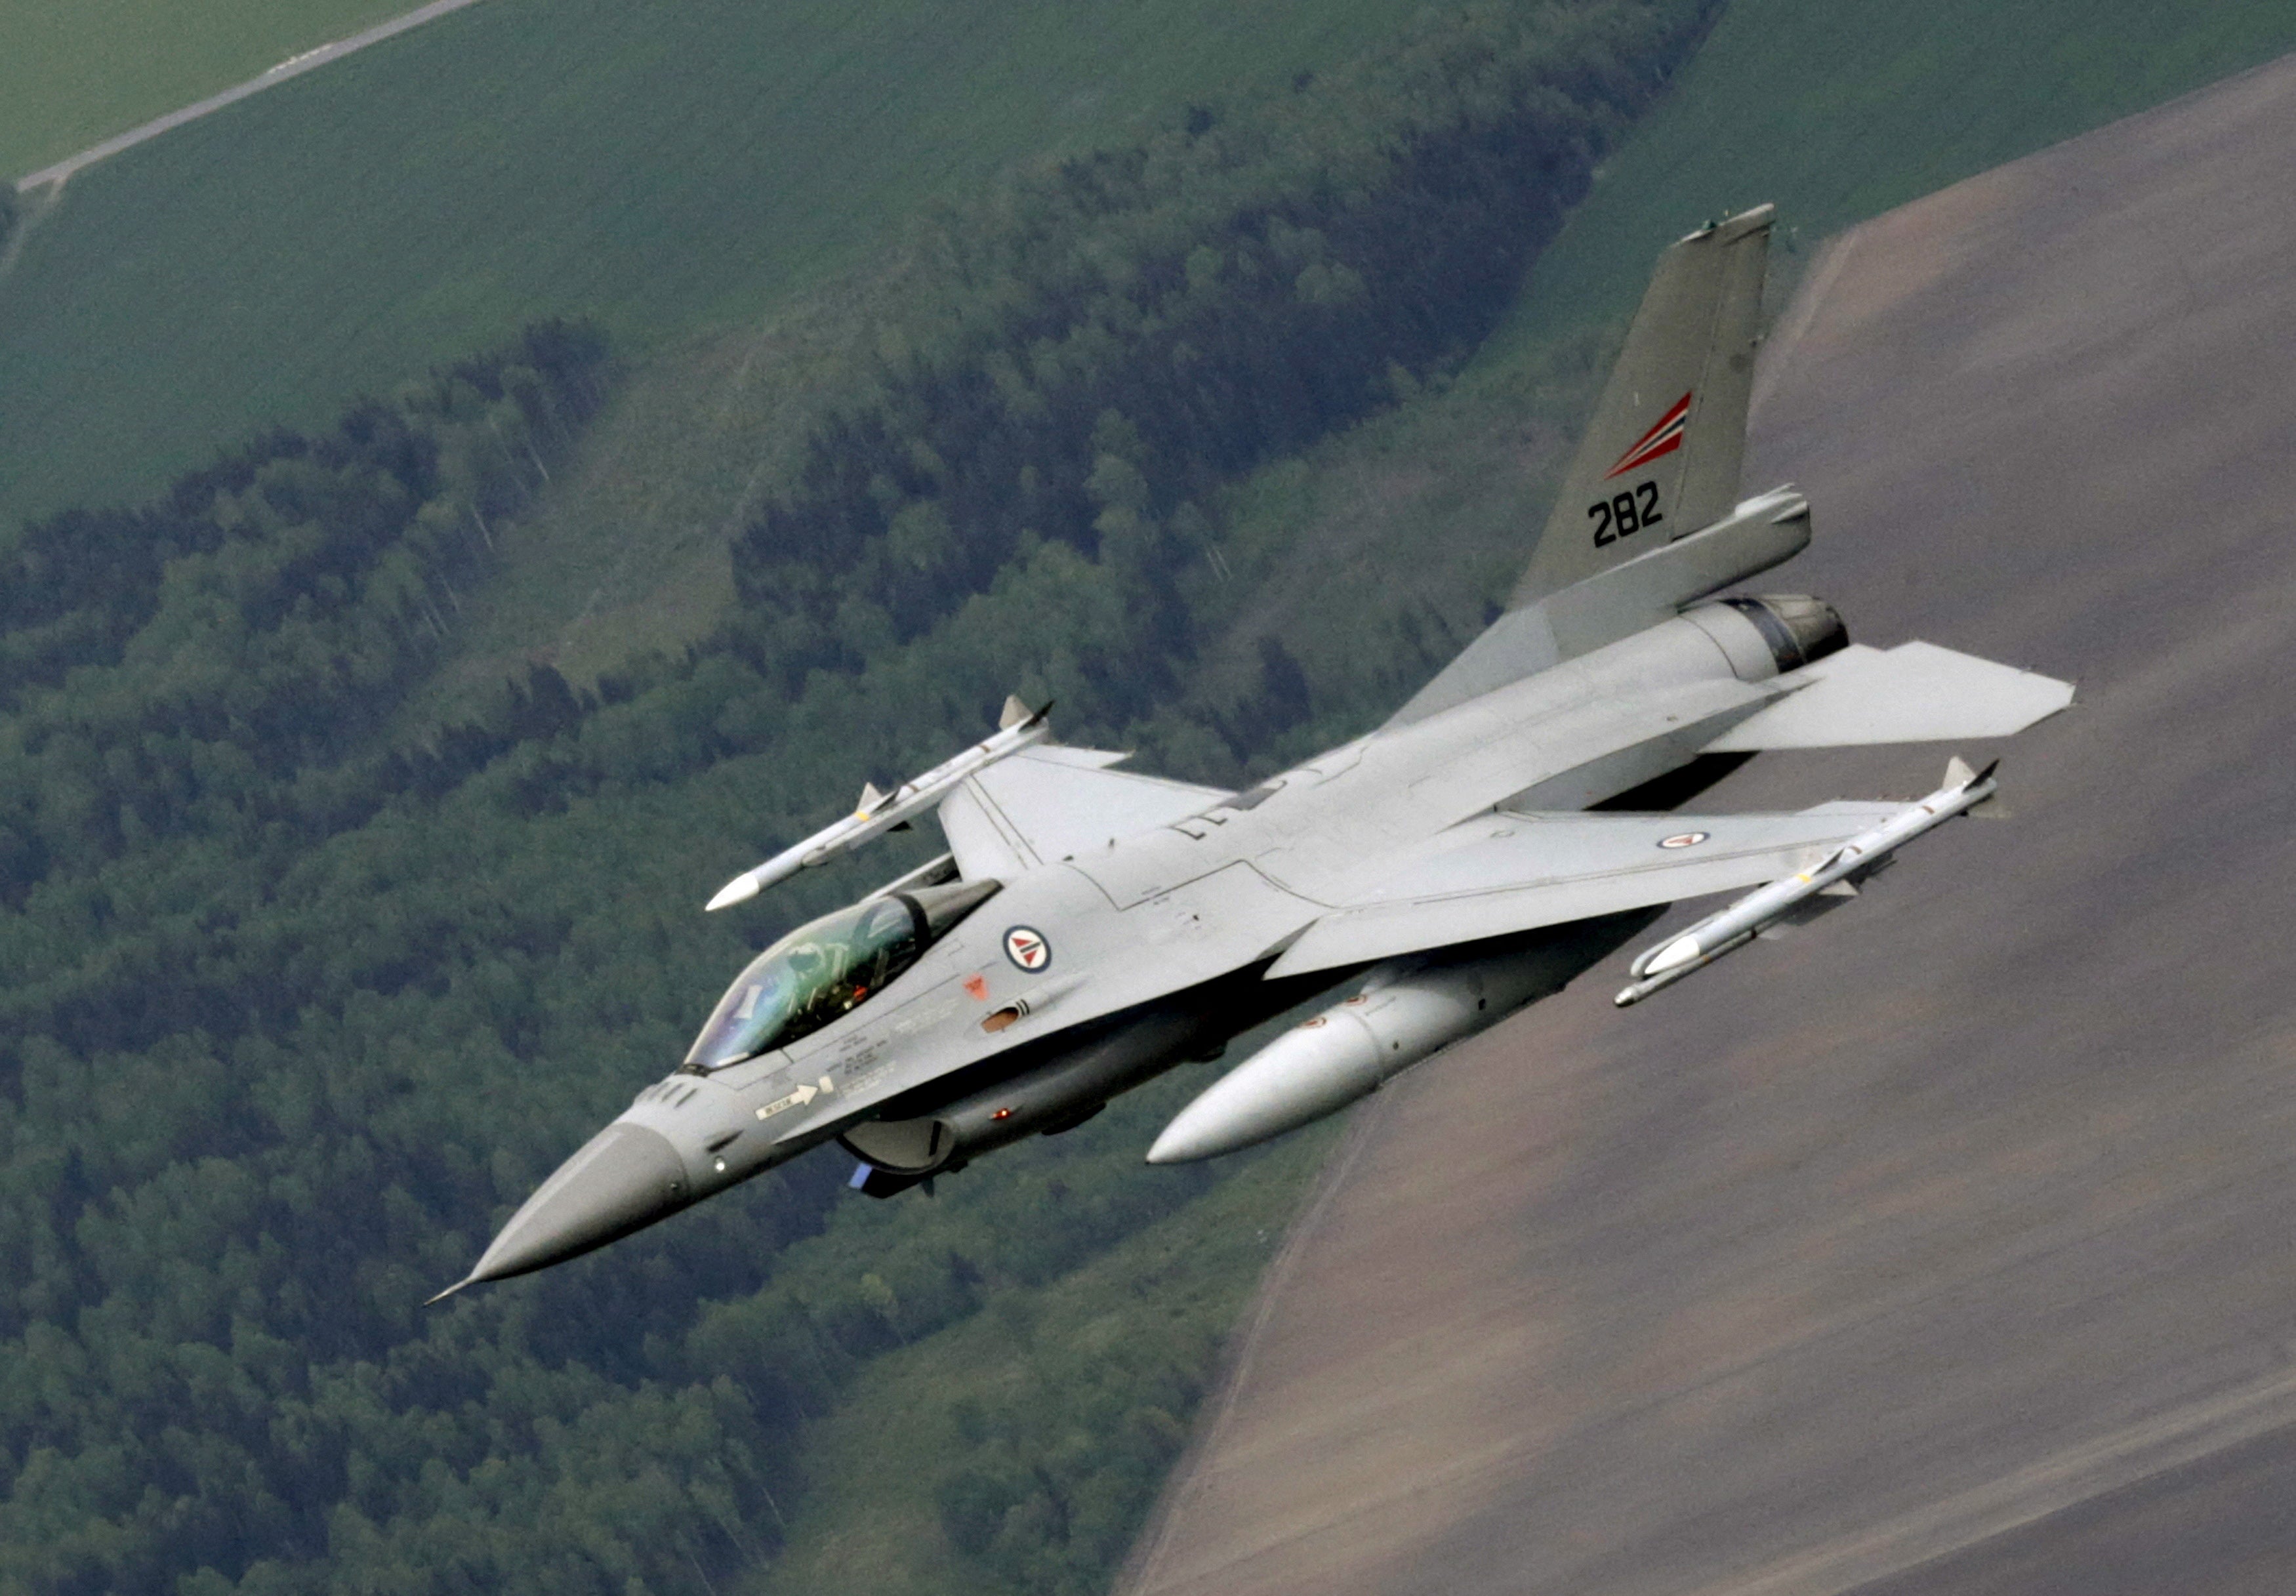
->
1003, 926, 1052, 972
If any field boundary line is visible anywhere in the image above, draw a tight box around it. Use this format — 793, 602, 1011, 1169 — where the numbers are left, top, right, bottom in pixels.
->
14, 0, 489, 193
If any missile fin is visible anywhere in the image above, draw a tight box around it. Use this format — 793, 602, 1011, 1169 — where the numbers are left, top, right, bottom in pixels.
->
1958, 756, 2005, 813
999, 695, 1033, 729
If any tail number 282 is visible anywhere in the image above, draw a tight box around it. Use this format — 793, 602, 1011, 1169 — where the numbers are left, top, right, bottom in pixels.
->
1589, 481, 1664, 546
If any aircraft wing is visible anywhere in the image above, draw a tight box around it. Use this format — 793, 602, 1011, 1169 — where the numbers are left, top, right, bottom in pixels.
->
938, 746, 1227, 878
1264, 802, 1908, 977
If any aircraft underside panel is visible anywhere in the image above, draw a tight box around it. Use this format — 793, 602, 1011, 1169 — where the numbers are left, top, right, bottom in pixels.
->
1262, 803, 1908, 976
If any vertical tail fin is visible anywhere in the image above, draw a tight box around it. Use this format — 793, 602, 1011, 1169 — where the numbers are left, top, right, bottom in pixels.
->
1509, 204, 1774, 608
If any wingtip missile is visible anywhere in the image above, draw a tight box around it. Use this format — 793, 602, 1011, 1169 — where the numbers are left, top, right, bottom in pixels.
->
703, 697, 1056, 911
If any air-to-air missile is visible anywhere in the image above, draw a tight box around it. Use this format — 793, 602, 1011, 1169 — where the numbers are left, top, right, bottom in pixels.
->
703, 697, 1050, 912
1612, 757, 1999, 1007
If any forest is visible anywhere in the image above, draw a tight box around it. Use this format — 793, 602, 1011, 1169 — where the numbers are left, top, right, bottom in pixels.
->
0, 3, 1718, 1592
727, 4, 1698, 735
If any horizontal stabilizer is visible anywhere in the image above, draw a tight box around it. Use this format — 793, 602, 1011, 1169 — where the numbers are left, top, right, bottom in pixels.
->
938, 747, 1225, 878
1703, 642, 2074, 750
1265, 802, 1906, 977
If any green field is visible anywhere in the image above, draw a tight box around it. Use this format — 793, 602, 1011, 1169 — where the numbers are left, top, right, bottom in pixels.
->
1503, 0, 2296, 348
0, 0, 1431, 533
0, 0, 414, 178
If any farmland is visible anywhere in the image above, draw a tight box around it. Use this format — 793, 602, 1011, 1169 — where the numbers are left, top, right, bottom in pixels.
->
428, 0, 2296, 737
0, 0, 412, 178
7, 3, 2296, 1593
0, 0, 1433, 531
1509, 0, 2296, 343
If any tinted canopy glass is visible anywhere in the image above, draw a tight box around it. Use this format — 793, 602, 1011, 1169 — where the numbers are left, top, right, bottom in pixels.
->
686, 895, 926, 1070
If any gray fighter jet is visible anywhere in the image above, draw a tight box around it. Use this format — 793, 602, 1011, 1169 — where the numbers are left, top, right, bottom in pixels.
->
433, 205, 2072, 1299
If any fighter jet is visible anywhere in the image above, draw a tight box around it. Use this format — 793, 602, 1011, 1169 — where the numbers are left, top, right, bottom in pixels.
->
432, 205, 2072, 1299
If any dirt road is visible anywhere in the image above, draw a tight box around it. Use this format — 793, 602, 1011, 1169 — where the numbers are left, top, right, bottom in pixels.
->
13, 0, 487, 193
1121, 50, 2296, 1596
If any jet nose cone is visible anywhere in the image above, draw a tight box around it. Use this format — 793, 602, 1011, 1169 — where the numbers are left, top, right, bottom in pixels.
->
457, 1122, 692, 1290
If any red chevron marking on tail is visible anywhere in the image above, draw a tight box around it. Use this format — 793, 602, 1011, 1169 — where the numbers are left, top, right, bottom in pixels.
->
1605, 391, 1692, 480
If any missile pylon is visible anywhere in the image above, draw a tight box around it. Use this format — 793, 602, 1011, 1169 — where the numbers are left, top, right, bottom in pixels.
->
705, 697, 1050, 911
1614, 757, 1999, 1006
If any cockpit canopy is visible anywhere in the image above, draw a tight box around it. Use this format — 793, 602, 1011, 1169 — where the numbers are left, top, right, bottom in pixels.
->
685, 878, 1000, 1071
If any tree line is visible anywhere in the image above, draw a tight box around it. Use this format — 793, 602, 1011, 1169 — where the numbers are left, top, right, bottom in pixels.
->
0, 321, 607, 912
728, 0, 1702, 735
